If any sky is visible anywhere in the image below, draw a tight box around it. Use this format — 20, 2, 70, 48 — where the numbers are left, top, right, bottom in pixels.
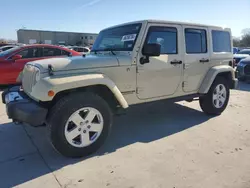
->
1, 0, 249, 40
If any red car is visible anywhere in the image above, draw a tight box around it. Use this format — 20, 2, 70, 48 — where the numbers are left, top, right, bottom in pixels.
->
0, 44, 80, 85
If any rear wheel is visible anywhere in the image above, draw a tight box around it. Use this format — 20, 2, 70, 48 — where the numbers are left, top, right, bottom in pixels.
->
199, 77, 230, 115
47, 92, 112, 158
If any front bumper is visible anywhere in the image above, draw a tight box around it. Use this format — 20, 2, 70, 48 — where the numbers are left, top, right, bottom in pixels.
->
2, 87, 48, 126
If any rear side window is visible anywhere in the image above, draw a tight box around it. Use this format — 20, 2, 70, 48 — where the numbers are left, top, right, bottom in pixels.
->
77, 48, 84, 52
83, 48, 89, 53
43, 48, 61, 56
185, 28, 207, 53
212, 30, 231, 53
61, 50, 70, 56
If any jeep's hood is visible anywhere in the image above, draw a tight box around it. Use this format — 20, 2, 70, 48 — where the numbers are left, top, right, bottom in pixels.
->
29, 54, 119, 72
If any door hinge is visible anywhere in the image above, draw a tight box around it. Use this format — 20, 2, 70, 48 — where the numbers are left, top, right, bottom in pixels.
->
136, 87, 139, 94
136, 87, 143, 94
182, 81, 187, 88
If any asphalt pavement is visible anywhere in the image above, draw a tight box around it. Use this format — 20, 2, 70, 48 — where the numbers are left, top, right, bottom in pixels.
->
0, 82, 250, 188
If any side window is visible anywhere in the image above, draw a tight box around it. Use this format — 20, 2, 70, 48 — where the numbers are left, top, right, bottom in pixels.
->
18, 48, 41, 59
61, 50, 70, 56
43, 48, 61, 56
185, 28, 207, 53
83, 48, 89, 52
212, 30, 231, 52
145, 26, 178, 54
77, 48, 84, 52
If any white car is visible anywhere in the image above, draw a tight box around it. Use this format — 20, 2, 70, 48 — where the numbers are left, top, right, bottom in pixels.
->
70, 46, 90, 55
0, 45, 17, 52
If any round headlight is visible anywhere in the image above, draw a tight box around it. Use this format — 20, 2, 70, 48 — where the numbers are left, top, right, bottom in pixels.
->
34, 67, 40, 82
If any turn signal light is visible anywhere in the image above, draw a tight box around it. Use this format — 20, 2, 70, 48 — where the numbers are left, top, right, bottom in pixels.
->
48, 90, 55, 97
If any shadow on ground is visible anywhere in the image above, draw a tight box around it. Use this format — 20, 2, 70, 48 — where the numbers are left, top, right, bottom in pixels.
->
0, 101, 212, 187
237, 81, 250, 92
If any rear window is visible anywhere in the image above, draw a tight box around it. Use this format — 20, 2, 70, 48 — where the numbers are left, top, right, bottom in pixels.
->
212, 30, 231, 53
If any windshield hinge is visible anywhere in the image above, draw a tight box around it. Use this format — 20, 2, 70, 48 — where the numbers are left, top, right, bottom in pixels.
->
48, 64, 54, 76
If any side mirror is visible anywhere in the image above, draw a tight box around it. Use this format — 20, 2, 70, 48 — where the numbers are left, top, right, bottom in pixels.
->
141, 43, 161, 64
12, 54, 22, 61
143, 43, 161, 57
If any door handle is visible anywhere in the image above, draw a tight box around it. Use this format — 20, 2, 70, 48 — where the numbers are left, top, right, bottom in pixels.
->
170, 60, 182, 65
199, 58, 209, 63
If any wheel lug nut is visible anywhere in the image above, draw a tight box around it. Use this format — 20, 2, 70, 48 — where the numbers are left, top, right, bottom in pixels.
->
80, 122, 84, 126
87, 125, 91, 129
78, 128, 81, 131
83, 130, 86, 133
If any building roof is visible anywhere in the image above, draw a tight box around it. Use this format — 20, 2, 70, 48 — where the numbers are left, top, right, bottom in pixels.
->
17, 29, 98, 35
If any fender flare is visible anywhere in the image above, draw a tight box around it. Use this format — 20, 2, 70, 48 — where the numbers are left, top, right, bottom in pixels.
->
199, 65, 235, 94
31, 74, 129, 108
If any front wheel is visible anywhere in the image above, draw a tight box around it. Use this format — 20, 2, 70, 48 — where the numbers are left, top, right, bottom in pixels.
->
199, 77, 230, 115
47, 92, 112, 158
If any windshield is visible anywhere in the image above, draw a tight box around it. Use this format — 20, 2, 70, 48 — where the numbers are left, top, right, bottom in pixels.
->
0, 46, 20, 57
92, 23, 142, 52
237, 49, 250, 55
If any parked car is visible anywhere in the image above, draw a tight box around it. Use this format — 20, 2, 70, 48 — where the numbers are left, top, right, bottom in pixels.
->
0, 44, 80, 85
70, 46, 90, 55
233, 49, 250, 66
236, 56, 250, 81
2, 20, 237, 158
0, 45, 17, 52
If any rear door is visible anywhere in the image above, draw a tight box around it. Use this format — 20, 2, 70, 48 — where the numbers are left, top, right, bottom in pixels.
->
182, 26, 210, 92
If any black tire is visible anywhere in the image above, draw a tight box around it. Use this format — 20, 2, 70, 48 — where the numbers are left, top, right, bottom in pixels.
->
199, 76, 230, 115
47, 92, 112, 158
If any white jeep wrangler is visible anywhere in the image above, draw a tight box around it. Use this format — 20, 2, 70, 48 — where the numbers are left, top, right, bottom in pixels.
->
2, 20, 237, 158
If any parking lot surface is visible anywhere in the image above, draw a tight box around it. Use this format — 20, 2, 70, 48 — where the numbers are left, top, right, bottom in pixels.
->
0, 82, 250, 188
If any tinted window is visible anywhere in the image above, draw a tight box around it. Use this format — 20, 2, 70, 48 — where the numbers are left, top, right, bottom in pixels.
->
212, 30, 231, 52
237, 49, 250, 55
185, 28, 207, 53
61, 50, 70, 56
85, 36, 88, 39
3, 46, 14, 51
145, 27, 178, 54
83, 48, 89, 52
43, 47, 61, 56
18, 48, 41, 58
77, 48, 84, 52
0, 46, 20, 57
90, 36, 93, 40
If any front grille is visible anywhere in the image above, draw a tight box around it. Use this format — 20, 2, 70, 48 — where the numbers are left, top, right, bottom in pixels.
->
244, 65, 250, 76
22, 65, 36, 92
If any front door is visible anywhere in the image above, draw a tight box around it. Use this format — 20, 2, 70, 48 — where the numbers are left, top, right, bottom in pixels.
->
182, 26, 210, 92
136, 24, 183, 99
